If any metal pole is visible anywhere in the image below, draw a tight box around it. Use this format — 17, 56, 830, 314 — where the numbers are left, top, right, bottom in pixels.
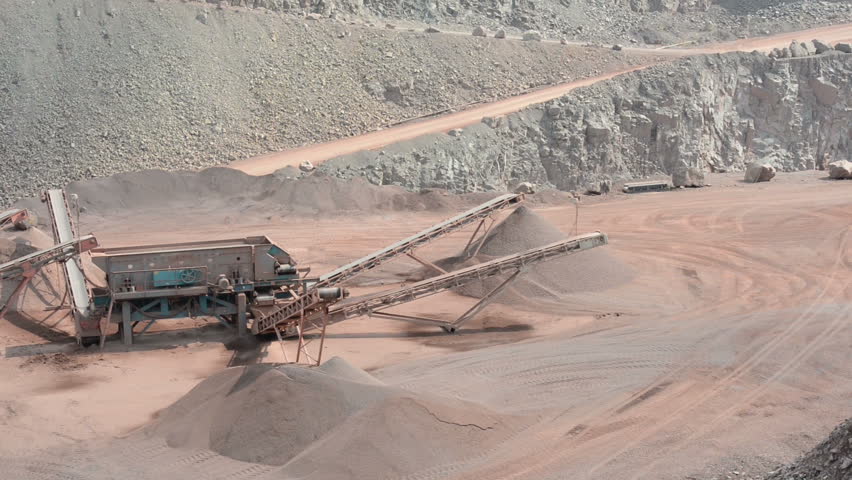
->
121, 301, 133, 346
236, 293, 247, 337
452, 268, 522, 329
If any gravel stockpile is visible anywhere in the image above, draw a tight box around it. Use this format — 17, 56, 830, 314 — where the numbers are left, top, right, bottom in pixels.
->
0, 358, 526, 478
439, 206, 634, 304
0, 0, 651, 208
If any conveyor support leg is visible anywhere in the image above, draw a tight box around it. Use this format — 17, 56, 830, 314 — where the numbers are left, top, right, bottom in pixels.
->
121, 302, 133, 346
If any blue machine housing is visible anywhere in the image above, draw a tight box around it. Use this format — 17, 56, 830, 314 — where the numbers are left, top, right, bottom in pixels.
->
89, 236, 303, 343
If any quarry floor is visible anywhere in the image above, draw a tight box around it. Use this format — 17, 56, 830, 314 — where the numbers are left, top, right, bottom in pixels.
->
0, 171, 849, 479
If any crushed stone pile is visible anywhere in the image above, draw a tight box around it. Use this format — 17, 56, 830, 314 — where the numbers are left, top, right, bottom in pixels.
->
438, 206, 634, 304
765, 418, 852, 480
146, 358, 523, 476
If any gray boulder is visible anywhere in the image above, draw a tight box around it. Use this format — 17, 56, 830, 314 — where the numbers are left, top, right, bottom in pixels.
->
299, 160, 315, 172
513, 182, 536, 194
812, 39, 832, 54
744, 162, 776, 183
672, 166, 705, 187
472, 26, 487, 37
424, 26, 440, 33
494, 29, 506, 39
789, 41, 808, 57
827, 160, 852, 179
835, 43, 852, 53
522, 30, 542, 41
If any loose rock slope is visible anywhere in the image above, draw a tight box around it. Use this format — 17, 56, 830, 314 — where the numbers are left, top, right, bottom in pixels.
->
0, 0, 647, 208
320, 51, 852, 193
211, 0, 852, 45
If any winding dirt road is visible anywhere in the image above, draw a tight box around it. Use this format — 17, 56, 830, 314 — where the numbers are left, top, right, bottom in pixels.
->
229, 23, 852, 176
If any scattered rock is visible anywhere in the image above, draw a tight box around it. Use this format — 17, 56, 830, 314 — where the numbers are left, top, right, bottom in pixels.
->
424, 26, 440, 33
612, 44, 623, 51
448, 128, 463, 137
672, 166, 705, 187
299, 160, 315, 172
494, 29, 506, 39
744, 162, 776, 183
195, 10, 209, 25
827, 160, 852, 179
835, 43, 852, 53
306, 13, 322, 20
472, 25, 487, 37
522, 30, 542, 41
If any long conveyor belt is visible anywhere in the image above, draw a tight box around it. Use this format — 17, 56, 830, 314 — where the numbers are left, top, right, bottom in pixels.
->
309, 232, 608, 332
314, 193, 524, 288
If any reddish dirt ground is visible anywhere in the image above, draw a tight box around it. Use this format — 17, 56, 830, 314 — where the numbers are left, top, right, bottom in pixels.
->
0, 171, 848, 479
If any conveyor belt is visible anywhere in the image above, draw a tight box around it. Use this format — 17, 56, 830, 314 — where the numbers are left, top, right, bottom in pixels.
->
0, 236, 99, 280
325, 232, 608, 327
314, 193, 524, 288
44, 190, 92, 321
0, 209, 25, 226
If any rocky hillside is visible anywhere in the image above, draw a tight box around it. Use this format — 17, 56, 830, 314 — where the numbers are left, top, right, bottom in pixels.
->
211, 0, 852, 45
0, 0, 650, 207
319, 50, 852, 193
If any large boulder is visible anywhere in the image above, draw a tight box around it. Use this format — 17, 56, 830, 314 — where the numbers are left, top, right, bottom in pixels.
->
513, 182, 536, 194
827, 160, 852, 179
789, 41, 809, 57
672, 166, 705, 187
472, 26, 487, 37
522, 30, 542, 41
494, 29, 506, 39
744, 162, 776, 183
835, 43, 852, 53
812, 39, 832, 54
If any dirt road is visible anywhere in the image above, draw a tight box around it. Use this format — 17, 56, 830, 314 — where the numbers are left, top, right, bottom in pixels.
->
228, 24, 852, 176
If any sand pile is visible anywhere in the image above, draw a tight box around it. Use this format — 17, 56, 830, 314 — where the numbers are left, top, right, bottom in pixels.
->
440, 206, 634, 303
147, 358, 523, 476
765, 418, 852, 480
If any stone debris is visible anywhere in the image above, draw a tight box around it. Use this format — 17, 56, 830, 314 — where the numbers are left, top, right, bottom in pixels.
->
494, 29, 507, 39
835, 43, 852, 54
298, 160, 315, 172
744, 162, 776, 183
472, 25, 487, 37
425, 26, 441, 33
826, 160, 852, 179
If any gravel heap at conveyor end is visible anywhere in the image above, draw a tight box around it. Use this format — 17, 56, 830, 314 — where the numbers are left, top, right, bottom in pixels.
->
0, 0, 650, 208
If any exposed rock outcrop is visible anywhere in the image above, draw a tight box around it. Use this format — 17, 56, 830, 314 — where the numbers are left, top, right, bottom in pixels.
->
320, 53, 852, 193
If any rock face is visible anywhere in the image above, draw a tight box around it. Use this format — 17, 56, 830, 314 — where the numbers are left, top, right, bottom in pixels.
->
321, 53, 852, 193
827, 160, 852, 179
766, 418, 852, 480
744, 162, 776, 183
672, 165, 705, 187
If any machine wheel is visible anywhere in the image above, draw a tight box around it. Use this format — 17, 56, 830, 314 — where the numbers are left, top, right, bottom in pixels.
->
80, 336, 99, 348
